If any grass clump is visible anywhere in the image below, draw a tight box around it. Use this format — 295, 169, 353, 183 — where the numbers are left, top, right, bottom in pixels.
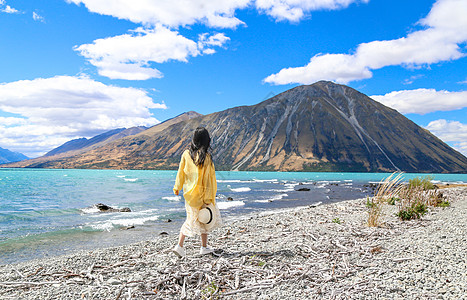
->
201, 281, 219, 299
397, 202, 427, 220
366, 174, 451, 224
427, 190, 450, 207
408, 176, 435, 190
367, 172, 404, 227
332, 217, 341, 224
387, 197, 399, 205
366, 198, 376, 208
397, 175, 450, 221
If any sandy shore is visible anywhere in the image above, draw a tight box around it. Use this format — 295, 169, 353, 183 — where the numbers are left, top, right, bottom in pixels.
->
0, 187, 465, 299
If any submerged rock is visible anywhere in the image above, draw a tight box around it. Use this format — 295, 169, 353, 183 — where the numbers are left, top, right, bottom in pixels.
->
92, 203, 131, 213
120, 225, 135, 230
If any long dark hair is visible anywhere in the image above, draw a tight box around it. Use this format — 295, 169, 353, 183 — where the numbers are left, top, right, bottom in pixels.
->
189, 127, 211, 166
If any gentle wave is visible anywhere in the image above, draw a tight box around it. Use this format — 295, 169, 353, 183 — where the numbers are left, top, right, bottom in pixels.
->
123, 178, 138, 182
256, 193, 288, 203
162, 196, 182, 201
80, 207, 101, 214
230, 187, 251, 192
217, 200, 245, 210
86, 214, 160, 232
218, 179, 279, 183
0, 208, 79, 221
218, 180, 247, 183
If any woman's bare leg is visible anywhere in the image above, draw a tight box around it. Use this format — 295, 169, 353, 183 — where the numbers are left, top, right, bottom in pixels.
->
201, 233, 208, 247
178, 232, 186, 247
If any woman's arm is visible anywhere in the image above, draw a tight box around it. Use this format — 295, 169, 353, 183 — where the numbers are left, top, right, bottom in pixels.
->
173, 153, 186, 195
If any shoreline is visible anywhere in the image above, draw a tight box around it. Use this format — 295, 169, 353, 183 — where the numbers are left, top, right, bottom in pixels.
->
0, 187, 465, 299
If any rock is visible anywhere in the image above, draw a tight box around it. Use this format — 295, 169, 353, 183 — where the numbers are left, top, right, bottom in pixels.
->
160, 232, 168, 236
166, 219, 172, 223
120, 225, 135, 230
92, 203, 131, 213
296, 187, 310, 191
227, 197, 234, 201
107, 278, 121, 285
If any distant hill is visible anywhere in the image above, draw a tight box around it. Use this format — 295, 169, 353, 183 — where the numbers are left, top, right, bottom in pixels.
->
45, 127, 148, 157
4, 112, 201, 168
4, 82, 467, 172
0, 147, 28, 164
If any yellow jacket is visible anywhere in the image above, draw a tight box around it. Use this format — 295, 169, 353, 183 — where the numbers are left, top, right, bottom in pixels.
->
173, 150, 217, 209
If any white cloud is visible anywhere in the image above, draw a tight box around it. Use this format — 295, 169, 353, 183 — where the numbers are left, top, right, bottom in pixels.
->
264, 0, 467, 85
425, 119, 467, 156
0, 75, 166, 157
75, 26, 229, 80
67, 0, 370, 81
33, 11, 45, 22
66, 0, 249, 28
1, 4, 19, 14
255, 0, 369, 22
403, 74, 424, 85
371, 89, 467, 115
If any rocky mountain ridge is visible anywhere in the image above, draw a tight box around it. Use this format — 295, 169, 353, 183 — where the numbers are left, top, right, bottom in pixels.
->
0, 147, 28, 164
45, 127, 148, 157
4, 81, 467, 173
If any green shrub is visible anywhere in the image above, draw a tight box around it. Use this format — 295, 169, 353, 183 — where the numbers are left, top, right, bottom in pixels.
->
366, 198, 376, 208
437, 200, 450, 207
408, 176, 435, 190
397, 202, 427, 220
332, 217, 341, 224
387, 197, 399, 205
427, 190, 450, 207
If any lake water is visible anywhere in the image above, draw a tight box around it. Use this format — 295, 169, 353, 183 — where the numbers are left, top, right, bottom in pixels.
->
1, 168, 466, 265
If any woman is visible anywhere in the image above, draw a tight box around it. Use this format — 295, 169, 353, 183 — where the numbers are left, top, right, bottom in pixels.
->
172, 127, 222, 257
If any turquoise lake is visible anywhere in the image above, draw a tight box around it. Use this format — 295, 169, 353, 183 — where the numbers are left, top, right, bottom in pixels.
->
1, 168, 466, 264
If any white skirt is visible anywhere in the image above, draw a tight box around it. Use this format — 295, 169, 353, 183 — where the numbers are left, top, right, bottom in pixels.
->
181, 201, 222, 237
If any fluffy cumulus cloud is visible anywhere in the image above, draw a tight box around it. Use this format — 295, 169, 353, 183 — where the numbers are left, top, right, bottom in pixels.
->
255, 0, 369, 22
74, 26, 229, 80
371, 89, 467, 114
264, 0, 467, 85
0, 76, 166, 157
0, 0, 19, 13
425, 120, 467, 156
69, 0, 370, 80
67, 0, 368, 27
66, 0, 250, 28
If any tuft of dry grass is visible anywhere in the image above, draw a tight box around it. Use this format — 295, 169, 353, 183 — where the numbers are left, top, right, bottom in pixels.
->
367, 172, 404, 227
397, 176, 450, 220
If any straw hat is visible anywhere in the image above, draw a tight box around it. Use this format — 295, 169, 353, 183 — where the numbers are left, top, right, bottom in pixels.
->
198, 203, 215, 228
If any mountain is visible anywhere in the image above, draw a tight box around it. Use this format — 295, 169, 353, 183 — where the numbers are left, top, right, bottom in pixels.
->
0, 147, 28, 164
5, 82, 467, 172
134, 111, 202, 138
3, 112, 201, 168
45, 127, 148, 157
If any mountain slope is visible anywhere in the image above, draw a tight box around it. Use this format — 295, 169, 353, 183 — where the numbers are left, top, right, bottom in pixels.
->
6, 82, 467, 172
45, 127, 148, 157
0, 147, 28, 164
4, 112, 202, 168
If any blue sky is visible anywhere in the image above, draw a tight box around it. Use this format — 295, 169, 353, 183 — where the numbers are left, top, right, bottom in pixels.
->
0, 0, 466, 158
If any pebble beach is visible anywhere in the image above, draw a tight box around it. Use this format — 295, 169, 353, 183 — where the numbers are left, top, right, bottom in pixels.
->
0, 187, 465, 299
